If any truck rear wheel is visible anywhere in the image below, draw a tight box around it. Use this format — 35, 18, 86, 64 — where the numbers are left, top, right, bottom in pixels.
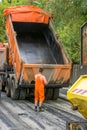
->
45, 89, 53, 100
0, 76, 3, 91
52, 88, 59, 100
11, 79, 19, 100
45, 88, 59, 100
6, 78, 11, 97
19, 89, 26, 100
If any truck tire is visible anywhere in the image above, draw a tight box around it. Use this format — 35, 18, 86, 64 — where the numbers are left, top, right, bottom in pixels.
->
0, 75, 6, 91
19, 89, 26, 100
6, 78, 11, 97
52, 88, 59, 100
11, 79, 19, 100
45, 89, 53, 100
0, 76, 2, 91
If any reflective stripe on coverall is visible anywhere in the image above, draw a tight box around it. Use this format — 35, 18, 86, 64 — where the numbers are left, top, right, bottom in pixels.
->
35, 73, 47, 102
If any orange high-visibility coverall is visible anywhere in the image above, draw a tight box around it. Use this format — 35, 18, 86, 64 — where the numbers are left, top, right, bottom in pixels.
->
35, 73, 47, 102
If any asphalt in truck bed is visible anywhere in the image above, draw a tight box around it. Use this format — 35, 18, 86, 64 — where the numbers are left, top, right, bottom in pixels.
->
0, 92, 86, 130
17, 35, 57, 64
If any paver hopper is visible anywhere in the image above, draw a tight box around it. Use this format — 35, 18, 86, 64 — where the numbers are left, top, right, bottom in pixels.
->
67, 75, 87, 118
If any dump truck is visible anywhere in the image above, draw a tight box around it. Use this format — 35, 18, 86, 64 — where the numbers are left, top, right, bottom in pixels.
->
0, 5, 72, 100
67, 75, 87, 119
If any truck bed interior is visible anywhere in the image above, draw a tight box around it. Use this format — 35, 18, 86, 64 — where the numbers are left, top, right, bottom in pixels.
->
13, 22, 64, 64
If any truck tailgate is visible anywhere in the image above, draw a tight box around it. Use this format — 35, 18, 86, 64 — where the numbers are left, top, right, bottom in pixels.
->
21, 64, 71, 85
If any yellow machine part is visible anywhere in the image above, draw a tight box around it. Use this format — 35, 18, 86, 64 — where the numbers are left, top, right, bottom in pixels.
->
67, 75, 87, 119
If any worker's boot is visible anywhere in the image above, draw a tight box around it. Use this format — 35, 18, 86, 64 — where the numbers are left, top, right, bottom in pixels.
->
39, 107, 44, 112
34, 106, 37, 112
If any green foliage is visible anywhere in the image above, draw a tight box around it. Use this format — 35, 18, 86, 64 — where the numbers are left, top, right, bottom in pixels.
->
31, 0, 86, 63
0, 3, 8, 42
57, 21, 81, 63
0, 0, 29, 42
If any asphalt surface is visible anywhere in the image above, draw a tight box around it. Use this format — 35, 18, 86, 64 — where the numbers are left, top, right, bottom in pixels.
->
0, 89, 87, 130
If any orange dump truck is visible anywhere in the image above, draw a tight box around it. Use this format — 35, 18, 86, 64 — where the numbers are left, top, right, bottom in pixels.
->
1, 6, 72, 99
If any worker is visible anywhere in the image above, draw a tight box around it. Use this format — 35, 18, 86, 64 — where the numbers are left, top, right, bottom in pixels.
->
34, 67, 47, 112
